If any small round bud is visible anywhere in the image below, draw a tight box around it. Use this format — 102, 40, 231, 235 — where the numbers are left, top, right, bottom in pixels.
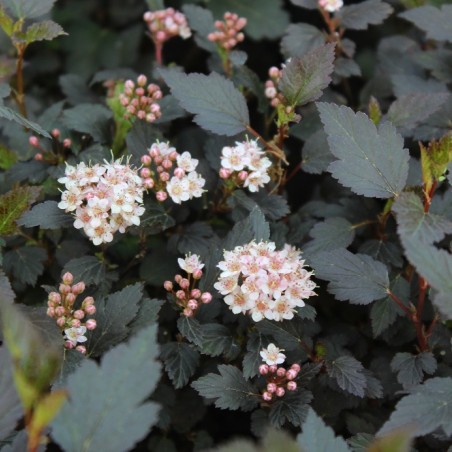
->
190, 289, 202, 299
71, 319, 81, 328
72, 282, 85, 295
82, 296, 94, 308
164, 281, 173, 291
49, 292, 61, 304
51, 128, 60, 138
286, 381, 297, 391
57, 317, 66, 328
156, 191, 168, 202
55, 306, 66, 317
268, 365, 278, 374
262, 391, 273, 402
65, 293, 76, 305
159, 172, 170, 182
267, 383, 277, 393
183, 308, 193, 317
73, 310, 85, 320
63, 138, 72, 148
162, 159, 172, 170
173, 167, 185, 179
29, 136, 39, 147
75, 345, 87, 354
290, 364, 301, 373
62, 272, 74, 285
144, 178, 154, 189
192, 269, 203, 280
275, 387, 285, 397
34, 153, 43, 161
179, 278, 190, 289
175, 274, 183, 284
64, 340, 75, 349
46, 307, 55, 317
200, 292, 212, 304
176, 290, 186, 300
187, 299, 198, 310
141, 154, 152, 165
85, 319, 97, 330
259, 364, 269, 375
276, 367, 286, 377
84, 305, 96, 315
137, 74, 147, 87
285, 369, 297, 380
238, 170, 248, 181
59, 284, 71, 295
269, 66, 280, 78
140, 167, 151, 178
219, 168, 232, 179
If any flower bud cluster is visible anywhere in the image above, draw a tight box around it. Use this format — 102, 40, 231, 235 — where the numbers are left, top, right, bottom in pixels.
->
140, 141, 206, 204
164, 254, 212, 317
207, 12, 247, 50
318, 0, 343, 13
219, 139, 271, 193
214, 241, 317, 322
265, 66, 286, 108
143, 8, 191, 43
119, 75, 162, 123
46, 272, 96, 354
29, 128, 72, 162
58, 157, 145, 245
258, 343, 300, 402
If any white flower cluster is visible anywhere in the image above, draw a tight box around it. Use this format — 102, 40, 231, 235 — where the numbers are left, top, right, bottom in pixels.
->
219, 139, 271, 192
58, 159, 145, 245
318, 0, 343, 13
214, 241, 316, 322
140, 141, 206, 204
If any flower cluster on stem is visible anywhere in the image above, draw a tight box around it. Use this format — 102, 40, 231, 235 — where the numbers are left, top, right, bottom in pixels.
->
259, 343, 300, 402
207, 12, 247, 51
119, 75, 162, 123
46, 272, 96, 354
164, 254, 212, 317
214, 241, 316, 322
140, 141, 206, 204
219, 139, 271, 193
58, 157, 145, 245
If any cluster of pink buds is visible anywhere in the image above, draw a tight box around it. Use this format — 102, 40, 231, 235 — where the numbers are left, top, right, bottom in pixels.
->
207, 12, 247, 50
46, 272, 96, 354
219, 139, 272, 193
140, 141, 205, 204
318, 0, 343, 13
265, 66, 286, 108
29, 128, 72, 162
143, 8, 191, 43
164, 254, 212, 317
119, 75, 162, 123
258, 344, 300, 402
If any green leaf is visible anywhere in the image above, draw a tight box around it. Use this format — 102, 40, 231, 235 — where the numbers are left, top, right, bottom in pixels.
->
192, 365, 258, 411
51, 326, 161, 452
139, 198, 175, 234
391, 352, 437, 388
310, 249, 389, 304
0, 105, 50, 137
297, 408, 351, 452
338, 0, 393, 30
0, 185, 41, 235
17, 201, 73, 229
86, 283, 143, 357
128, 298, 164, 335
125, 120, 163, 164
161, 342, 199, 389
281, 23, 325, 58
304, 217, 355, 255
0, 347, 22, 441
256, 317, 310, 351
301, 129, 334, 175
326, 356, 367, 397
182, 5, 215, 52
63, 256, 107, 288
13, 20, 66, 45
177, 316, 204, 348
3, 246, 47, 286
393, 191, 452, 244
62, 104, 113, 143
199, 324, 235, 357
2, 0, 55, 19
386, 93, 449, 133
0, 145, 17, 170
159, 69, 250, 136
269, 391, 313, 428
0, 270, 15, 304
279, 44, 335, 107
378, 377, 452, 437
242, 331, 266, 380
399, 5, 452, 43
317, 103, 410, 198
0, 6, 14, 36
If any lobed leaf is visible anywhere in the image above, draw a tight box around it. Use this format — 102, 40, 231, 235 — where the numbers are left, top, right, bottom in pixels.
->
281, 23, 324, 58
326, 356, 367, 398
63, 256, 107, 288
17, 201, 73, 229
3, 246, 47, 286
199, 324, 235, 357
51, 326, 161, 452
0, 105, 50, 137
0, 270, 15, 304
338, 0, 393, 30
318, 103, 410, 198
13, 20, 66, 45
192, 365, 258, 411
391, 352, 437, 388
310, 249, 389, 304
2, 0, 55, 19
269, 391, 313, 428
279, 44, 335, 107
160, 69, 250, 136
177, 316, 204, 348
161, 342, 199, 389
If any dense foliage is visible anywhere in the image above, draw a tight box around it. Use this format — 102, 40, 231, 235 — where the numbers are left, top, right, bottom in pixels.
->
0, 0, 451, 451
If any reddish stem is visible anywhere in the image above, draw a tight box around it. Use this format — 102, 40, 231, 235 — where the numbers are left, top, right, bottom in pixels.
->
388, 290, 412, 317
154, 41, 163, 65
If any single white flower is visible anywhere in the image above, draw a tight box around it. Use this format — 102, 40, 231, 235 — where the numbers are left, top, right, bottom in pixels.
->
178, 254, 204, 274
260, 343, 286, 366
64, 326, 88, 346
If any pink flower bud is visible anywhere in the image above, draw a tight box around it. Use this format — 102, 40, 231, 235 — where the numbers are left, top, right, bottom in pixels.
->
190, 289, 201, 299
159, 172, 170, 182
72, 282, 85, 295
71, 319, 81, 328
29, 136, 39, 147
85, 319, 97, 330
164, 280, 173, 291
149, 147, 159, 158
154, 156, 163, 165
143, 11, 152, 22
146, 113, 156, 123
59, 284, 71, 294
268, 365, 278, 373
62, 272, 74, 285
156, 190, 168, 202
137, 74, 147, 87
156, 30, 166, 42
176, 290, 186, 300
65, 340, 75, 349
286, 381, 297, 391
141, 154, 152, 165
291, 363, 301, 372
65, 293, 76, 305
34, 153, 43, 161
144, 178, 155, 189
183, 308, 193, 317
267, 383, 277, 393
49, 292, 61, 304
140, 167, 151, 178
137, 110, 146, 120
169, 151, 178, 161
276, 367, 286, 377
51, 128, 60, 138
269, 67, 280, 78
46, 307, 55, 317
173, 167, 185, 179
259, 364, 269, 375
162, 159, 172, 170
238, 170, 248, 181
63, 138, 72, 148
275, 387, 285, 397
219, 168, 232, 179
82, 296, 94, 307
192, 269, 203, 280
262, 391, 273, 402
179, 278, 190, 289
73, 310, 85, 320
55, 306, 66, 317
75, 345, 87, 354
174, 274, 182, 283
285, 369, 297, 380
57, 317, 66, 328
125, 80, 135, 90
84, 305, 96, 315
187, 299, 198, 310
156, 165, 164, 173
200, 292, 212, 304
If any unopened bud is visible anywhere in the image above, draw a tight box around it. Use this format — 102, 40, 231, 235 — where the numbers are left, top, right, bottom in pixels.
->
164, 280, 173, 291
71, 319, 81, 328
59, 284, 71, 294
275, 387, 285, 397
49, 292, 61, 304
291, 363, 301, 372
238, 170, 248, 181
62, 272, 74, 285
63, 138, 72, 148
267, 383, 277, 393
85, 319, 97, 330
286, 381, 297, 391
200, 292, 212, 304
29, 136, 39, 147
179, 278, 190, 289
82, 296, 94, 308
262, 391, 273, 402
173, 167, 185, 179
174, 274, 182, 284
34, 153, 43, 161
190, 289, 201, 299
46, 307, 55, 317
64, 340, 75, 349
176, 290, 186, 300
140, 167, 151, 178
75, 345, 87, 354
187, 299, 198, 310
84, 304, 96, 315
57, 317, 66, 327
183, 308, 193, 317
285, 369, 297, 380
276, 367, 286, 377
55, 306, 65, 317
268, 365, 277, 373
259, 364, 269, 375
192, 268, 203, 280
66, 293, 76, 305
51, 128, 60, 138
141, 154, 152, 165
156, 191, 167, 202
219, 168, 232, 179
73, 310, 85, 320
72, 282, 85, 295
